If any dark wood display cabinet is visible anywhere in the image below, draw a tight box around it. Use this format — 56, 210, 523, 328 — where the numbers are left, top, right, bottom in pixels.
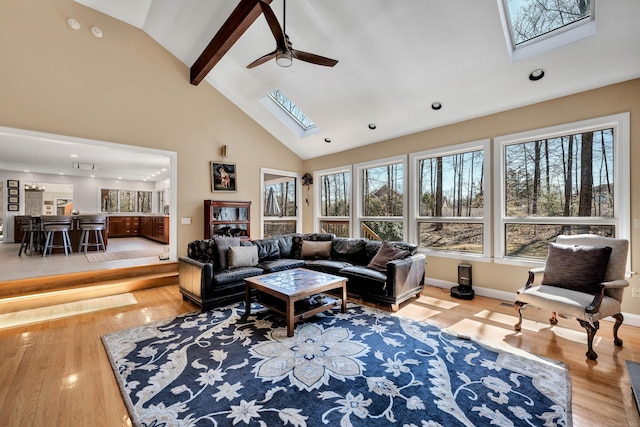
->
204, 200, 251, 240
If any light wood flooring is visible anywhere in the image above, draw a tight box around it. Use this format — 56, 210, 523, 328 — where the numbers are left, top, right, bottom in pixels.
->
1, 284, 639, 426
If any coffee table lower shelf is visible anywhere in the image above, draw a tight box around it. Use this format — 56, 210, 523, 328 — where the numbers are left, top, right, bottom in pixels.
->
244, 268, 348, 337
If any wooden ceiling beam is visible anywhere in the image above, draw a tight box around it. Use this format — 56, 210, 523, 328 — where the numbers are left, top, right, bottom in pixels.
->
190, 0, 273, 85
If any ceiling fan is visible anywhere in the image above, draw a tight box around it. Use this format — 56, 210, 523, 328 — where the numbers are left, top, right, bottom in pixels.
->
247, 0, 338, 69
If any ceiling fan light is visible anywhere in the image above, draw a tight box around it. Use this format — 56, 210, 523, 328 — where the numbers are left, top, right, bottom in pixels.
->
276, 50, 293, 67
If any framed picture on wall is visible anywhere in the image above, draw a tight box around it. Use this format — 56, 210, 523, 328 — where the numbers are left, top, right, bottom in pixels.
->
8, 196, 19, 204
7, 179, 19, 188
8, 188, 19, 196
211, 162, 237, 192
8, 204, 18, 211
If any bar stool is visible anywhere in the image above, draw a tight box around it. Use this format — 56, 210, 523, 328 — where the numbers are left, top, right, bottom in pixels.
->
41, 215, 74, 256
18, 216, 39, 256
78, 215, 106, 254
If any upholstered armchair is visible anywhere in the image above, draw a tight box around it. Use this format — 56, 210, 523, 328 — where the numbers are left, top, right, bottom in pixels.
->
514, 234, 629, 360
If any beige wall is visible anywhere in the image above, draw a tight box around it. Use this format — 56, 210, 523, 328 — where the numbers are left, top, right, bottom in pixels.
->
0, 0, 303, 253
303, 79, 640, 314
3, 1, 639, 314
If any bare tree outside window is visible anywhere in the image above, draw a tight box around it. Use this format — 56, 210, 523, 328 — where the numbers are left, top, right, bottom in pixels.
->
504, 127, 615, 257
361, 163, 403, 241
417, 149, 485, 253
319, 171, 350, 237
507, 0, 592, 45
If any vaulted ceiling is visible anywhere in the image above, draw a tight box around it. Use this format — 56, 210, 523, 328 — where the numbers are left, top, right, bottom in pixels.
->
71, 0, 640, 160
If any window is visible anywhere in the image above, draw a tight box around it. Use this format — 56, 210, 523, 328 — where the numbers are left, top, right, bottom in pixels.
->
494, 113, 629, 261
498, 0, 596, 62
101, 189, 152, 213
316, 167, 351, 237
355, 156, 406, 241
260, 89, 320, 138
261, 169, 301, 238
411, 140, 490, 255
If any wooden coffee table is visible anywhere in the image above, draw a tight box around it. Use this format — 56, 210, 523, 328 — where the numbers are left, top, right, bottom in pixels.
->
244, 268, 347, 337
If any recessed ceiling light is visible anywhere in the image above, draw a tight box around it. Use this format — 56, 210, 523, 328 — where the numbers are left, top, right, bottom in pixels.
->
368, 123, 377, 130
529, 69, 545, 81
324, 138, 331, 143
67, 18, 80, 30
118, 177, 122, 180
91, 26, 103, 38
70, 154, 79, 158
431, 102, 442, 110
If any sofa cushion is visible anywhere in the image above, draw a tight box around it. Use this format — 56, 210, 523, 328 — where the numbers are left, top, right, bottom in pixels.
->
258, 259, 305, 273
331, 238, 368, 265
367, 241, 410, 272
213, 266, 264, 286
214, 236, 240, 270
541, 243, 612, 294
252, 239, 280, 261
339, 265, 387, 288
228, 245, 259, 269
304, 259, 353, 275
187, 239, 216, 263
293, 233, 335, 259
301, 240, 332, 259
271, 234, 299, 259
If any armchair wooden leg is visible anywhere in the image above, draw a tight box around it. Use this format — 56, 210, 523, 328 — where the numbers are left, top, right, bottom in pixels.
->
578, 319, 600, 360
613, 313, 624, 347
514, 301, 526, 331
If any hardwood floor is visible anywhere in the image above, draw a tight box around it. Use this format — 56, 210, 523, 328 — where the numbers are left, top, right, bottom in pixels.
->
1, 284, 639, 426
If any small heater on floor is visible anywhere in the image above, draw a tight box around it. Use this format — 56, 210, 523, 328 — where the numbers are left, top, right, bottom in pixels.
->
451, 263, 474, 300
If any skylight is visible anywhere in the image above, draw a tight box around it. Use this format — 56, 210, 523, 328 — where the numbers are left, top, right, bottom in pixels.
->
498, 0, 596, 62
269, 88, 316, 128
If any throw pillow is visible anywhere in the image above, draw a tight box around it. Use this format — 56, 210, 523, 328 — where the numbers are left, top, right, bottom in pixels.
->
367, 241, 410, 272
301, 240, 332, 259
213, 236, 240, 270
228, 245, 259, 269
541, 243, 612, 294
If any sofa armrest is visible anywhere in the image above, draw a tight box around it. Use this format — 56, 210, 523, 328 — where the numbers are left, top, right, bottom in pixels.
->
178, 256, 214, 300
385, 253, 426, 298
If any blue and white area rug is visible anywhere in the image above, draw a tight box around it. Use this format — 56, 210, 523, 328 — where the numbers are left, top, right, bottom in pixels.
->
102, 302, 571, 426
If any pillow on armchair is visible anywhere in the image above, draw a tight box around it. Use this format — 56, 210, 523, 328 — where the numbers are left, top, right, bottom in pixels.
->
541, 243, 612, 294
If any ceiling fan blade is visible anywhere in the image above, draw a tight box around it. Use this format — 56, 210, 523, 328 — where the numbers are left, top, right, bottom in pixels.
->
247, 50, 278, 68
291, 49, 338, 67
258, 0, 286, 47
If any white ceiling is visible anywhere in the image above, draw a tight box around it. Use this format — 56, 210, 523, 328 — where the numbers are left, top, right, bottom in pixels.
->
73, 0, 640, 161
0, 127, 171, 182
4, 1, 639, 182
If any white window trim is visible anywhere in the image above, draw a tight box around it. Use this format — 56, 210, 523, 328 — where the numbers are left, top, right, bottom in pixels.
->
314, 165, 353, 235
409, 139, 491, 259
354, 155, 408, 241
260, 167, 302, 238
493, 112, 630, 266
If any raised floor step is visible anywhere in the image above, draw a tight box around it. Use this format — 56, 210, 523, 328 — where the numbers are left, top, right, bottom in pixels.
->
0, 263, 178, 314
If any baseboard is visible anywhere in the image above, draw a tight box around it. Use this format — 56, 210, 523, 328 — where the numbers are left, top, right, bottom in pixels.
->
425, 276, 640, 328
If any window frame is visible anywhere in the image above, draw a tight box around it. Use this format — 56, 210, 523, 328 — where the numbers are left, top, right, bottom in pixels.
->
409, 139, 491, 259
493, 112, 630, 265
260, 167, 302, 238
354, 155, 407, 241
314, 165, 353, 236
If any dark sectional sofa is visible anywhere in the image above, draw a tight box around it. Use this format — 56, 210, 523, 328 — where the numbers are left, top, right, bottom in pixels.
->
178, 233, 426, 311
